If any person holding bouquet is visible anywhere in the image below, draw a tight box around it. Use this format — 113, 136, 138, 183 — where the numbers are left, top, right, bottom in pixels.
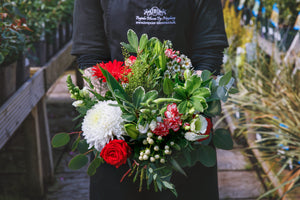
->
71, 0, 228, 199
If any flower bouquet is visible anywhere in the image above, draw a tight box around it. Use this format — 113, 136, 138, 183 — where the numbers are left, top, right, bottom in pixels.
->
52, 29, 236, 196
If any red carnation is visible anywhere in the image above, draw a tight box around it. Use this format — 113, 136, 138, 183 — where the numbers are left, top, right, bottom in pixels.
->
100, 140, 131, 168
198, 118, 213, 142
152, 122, 169, 136
92, 60, 131, 83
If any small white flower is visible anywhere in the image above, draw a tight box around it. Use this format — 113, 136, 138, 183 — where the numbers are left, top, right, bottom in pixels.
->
139, 156, 143, 161
164, 70, 171, 79
147, 132, 153, 138
148, 138, 154, 145
154, 146, 159, 151
149, 120, 157, 131
156, 117, 162, 122
165, 145, 170, 150
158, 136, 163, 140
155, 154, 160, 159
145, 149, 151, 155
82, 100, 124, 151
150, 157, 155, 162
170, 141, 175, 146
143, 139, 148, 145
160, 158, 166, 164
138, 123, 149, 134
173, 64, 181, 72
164, 149, 170, 154
72, 100, 84, 107
143, 155, 149, 160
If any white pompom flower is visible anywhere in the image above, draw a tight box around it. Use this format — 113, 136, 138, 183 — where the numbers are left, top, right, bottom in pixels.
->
82, 100, 124, 151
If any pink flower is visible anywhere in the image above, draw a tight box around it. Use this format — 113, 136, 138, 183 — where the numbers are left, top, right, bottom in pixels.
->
152, 122, 169, 136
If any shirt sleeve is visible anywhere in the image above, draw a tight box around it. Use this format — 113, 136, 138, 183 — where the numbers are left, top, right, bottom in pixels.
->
190, 0, 228, 75
71, 0, 110, 62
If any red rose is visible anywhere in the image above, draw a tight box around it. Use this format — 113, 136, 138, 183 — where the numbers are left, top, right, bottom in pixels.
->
198, 118, 213, 142
100, 140, 131, 168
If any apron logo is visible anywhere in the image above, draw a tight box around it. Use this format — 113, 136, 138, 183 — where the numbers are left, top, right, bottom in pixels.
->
136, 6, 176, 25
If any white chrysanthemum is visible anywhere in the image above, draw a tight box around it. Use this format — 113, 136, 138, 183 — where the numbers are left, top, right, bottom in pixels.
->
184, 132, 208, 141
82, 100, 124, 151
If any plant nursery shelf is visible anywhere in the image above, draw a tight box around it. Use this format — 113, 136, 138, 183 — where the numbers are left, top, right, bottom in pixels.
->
0, 41, 75, 198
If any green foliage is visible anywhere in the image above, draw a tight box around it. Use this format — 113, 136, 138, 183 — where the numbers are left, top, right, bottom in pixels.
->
213, 129, 233, 150
51, 133, 70, 148
68, 154, 89, 170
124, 123, 139, 139
87, 158, 102, 176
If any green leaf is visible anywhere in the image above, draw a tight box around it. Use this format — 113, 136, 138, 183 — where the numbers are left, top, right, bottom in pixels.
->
120, 42, 136, 53
219, 71, 232, 86
229, 87, 239, 94
68, 154, 89, 170
177, 100, 188, 113
100, 67, 130, 101
193, 87, 211, 98
213, 128, 233, 150
87, 158, 102, 176
216, 86, 228, 102
185, 75, 202, 95
162, 181, 175, 190
51, 133, 70, 148
78, 140, 89, 154
163, 78, 174, 95
71, 136, 81, 152
170, 158, 187, 177
122, 113, 137, 122
204, 100, 221, 117
173, 87, 187, 100
201, 70, 212, 82
190, 96, 206, 112
143, 90, 158, 102
127, 29, 139, 52
198, 145, 216, 167
132, 86, 145, 108
139, 34, 148, 52
124, 124, 140, 139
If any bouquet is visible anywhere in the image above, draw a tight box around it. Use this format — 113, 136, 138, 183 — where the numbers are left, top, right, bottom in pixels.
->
52, 29, 236, 196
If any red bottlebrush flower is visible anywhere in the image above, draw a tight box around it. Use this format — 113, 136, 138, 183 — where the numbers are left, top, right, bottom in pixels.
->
198, 118, 213, 142
176, 57, 182, 63
166, 103, 180, 118
92, 60, 131, 83
152, 122, 169, 136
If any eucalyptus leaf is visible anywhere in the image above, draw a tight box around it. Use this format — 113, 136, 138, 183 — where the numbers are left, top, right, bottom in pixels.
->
51, 133, 70, 148
68, 154, 89, 170
219, 71, 232, 86
78, 140, 89, 154
204, 100, 221, 117
122, 113, 137, 122
198, 145, 216, 167
213, 128, 233, 150
87, 158, 102, 176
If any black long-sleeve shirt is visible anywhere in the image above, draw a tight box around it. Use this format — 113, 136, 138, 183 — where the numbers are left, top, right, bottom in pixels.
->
71, 0, 228, 75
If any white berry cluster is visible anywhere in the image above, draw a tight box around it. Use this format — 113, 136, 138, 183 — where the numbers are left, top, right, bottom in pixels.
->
138, 132, 176, 164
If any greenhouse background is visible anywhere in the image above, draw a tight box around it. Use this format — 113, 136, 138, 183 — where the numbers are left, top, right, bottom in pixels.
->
0, 0, 299, 199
